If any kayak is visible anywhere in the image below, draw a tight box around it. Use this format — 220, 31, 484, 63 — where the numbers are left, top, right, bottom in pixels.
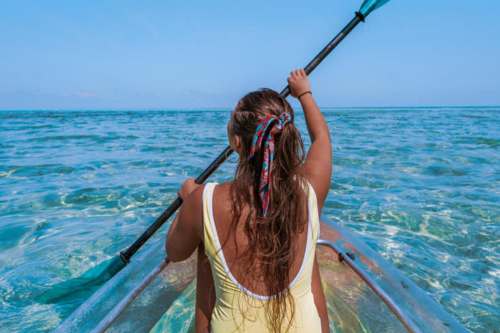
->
55, 219, 467, 333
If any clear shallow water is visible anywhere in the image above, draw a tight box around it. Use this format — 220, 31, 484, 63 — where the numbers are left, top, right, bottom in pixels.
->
0, 107, 498, 332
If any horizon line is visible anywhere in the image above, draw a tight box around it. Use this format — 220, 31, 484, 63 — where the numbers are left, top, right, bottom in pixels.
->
1, 105, 499, 112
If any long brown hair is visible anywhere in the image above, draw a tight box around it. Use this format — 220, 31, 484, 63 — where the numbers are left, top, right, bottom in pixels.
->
227, 88, 308, 332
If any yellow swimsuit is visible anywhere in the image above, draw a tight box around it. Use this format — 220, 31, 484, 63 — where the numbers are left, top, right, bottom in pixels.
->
202, 182, 322, 332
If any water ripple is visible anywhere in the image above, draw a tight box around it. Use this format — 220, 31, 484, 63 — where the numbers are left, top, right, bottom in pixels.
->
0, 108, 498, 332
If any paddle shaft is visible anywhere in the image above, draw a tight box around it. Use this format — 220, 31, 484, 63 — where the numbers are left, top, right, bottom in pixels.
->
120, 12, 365, 262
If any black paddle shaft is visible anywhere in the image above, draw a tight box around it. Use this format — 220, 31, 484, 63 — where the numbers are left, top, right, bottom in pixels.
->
120, 12, 365, 262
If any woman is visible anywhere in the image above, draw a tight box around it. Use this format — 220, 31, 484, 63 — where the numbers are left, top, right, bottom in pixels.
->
166, 69, 332, 332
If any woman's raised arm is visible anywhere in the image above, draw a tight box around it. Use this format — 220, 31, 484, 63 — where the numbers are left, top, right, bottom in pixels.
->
288, 69, 332, 209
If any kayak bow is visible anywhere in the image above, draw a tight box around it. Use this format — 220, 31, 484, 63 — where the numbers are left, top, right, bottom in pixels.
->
56, 219, 467, 333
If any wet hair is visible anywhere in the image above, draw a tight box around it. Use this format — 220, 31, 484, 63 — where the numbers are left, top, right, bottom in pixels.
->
227, 88, 308, 332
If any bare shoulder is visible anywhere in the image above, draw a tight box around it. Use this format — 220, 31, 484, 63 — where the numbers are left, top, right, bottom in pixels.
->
301, 164, 331, 210
183, 181, 232, 235
212, 181, 232, 202
185, 183, 206, 208
179, 184, 206, 239
211, 181, 234, 218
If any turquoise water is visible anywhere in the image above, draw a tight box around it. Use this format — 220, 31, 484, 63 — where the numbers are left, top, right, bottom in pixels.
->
0, 107, 498, 332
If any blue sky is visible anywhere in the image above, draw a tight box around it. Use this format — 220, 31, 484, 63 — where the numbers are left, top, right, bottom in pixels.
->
1, 0, 499, 109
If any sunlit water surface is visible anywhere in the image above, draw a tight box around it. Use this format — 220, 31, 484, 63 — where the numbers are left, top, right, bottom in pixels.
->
0, 107, 498, 332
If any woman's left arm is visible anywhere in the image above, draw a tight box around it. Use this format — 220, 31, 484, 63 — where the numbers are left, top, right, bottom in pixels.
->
166, 179, 204, 262
195, 244, 215, 333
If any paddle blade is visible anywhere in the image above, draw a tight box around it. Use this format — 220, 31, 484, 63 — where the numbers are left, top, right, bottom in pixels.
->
36, 255, 126, 304
359, 0, 391, 17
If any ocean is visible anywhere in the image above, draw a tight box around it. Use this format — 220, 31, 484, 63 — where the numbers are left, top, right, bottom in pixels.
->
0, 107, 498, 332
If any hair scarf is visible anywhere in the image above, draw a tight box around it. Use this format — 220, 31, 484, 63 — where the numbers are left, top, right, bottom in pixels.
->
248, 112, 291, 217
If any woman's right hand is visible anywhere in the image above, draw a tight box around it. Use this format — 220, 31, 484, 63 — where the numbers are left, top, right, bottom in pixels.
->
287, 69, 311, 99
178, 178, 200, 200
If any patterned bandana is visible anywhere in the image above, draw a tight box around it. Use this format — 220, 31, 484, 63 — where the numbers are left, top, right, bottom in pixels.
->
248, 112, 292, 216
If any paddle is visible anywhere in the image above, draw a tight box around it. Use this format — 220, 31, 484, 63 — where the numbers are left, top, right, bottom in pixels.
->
37, 0, 391, 304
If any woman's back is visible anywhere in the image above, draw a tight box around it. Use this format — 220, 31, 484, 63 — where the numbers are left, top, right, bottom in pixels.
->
204, 181, 321, 332
210, 182, 309, 295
